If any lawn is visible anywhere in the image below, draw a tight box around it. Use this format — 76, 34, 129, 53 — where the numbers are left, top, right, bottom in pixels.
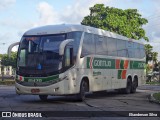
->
153, 92, 160, 102
146, 81, 160, 85
0, 79, 15, 85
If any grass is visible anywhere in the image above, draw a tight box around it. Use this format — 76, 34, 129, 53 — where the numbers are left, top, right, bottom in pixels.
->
0, 79, 15, 85
146, 81, 160, 85
153, 92, 160, 102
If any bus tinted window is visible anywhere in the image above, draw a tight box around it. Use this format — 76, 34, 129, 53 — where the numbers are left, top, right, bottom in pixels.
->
67, 31, 82, 57
140, 44, 145, 58
117, 40, 127, 57
95, 35, 108, 55
81, 33, 95, 57
134, 43, 140, 58
127, 41, 134, 58
107, 37, 117, 56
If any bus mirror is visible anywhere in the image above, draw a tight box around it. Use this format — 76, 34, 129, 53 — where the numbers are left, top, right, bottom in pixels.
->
59, 39, 74, 55
8, 42, 19, 57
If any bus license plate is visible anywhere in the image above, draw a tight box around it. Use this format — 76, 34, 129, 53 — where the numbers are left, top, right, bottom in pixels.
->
31, 89, 40, 93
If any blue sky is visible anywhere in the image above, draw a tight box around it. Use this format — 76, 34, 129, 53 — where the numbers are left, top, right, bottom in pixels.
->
0, 0, 160, 58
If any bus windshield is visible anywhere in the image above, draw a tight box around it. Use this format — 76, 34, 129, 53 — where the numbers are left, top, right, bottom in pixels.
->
17, 34, 65, 76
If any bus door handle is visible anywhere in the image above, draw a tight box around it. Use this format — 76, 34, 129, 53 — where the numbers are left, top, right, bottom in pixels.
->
95, 77, 98, 79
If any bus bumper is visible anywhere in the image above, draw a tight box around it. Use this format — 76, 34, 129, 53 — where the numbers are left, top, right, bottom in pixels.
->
15, 81, 66, 95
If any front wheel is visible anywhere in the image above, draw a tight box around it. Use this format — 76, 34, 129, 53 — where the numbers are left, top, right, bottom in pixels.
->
76, 80, 88, 101
39, 95, 48, 101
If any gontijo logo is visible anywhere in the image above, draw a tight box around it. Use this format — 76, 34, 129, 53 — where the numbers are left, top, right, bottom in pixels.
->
87, 57, 115, 69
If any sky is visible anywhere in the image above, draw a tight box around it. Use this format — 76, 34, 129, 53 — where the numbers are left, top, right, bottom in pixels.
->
0, 0, 160, 59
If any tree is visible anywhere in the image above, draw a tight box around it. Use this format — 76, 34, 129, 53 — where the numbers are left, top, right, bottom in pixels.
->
1, 52, 17, 69
81, 4, 149, 41
152, 52, 158, 64
144, 44, 158, 64
145, 44, 153, 64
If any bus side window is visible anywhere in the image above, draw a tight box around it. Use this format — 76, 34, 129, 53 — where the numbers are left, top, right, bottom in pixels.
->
95, 35, 108, 55
81, 33, 95, 57
140, 44, 145, 59
64, 46, 73, 67
134, 43, 140, 58
117, 40, 127, 57
107, 37, 117, 56
127, 41, 134, 58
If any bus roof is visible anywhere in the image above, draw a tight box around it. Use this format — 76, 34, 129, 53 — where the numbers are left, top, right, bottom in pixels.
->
24, 24, 143, 44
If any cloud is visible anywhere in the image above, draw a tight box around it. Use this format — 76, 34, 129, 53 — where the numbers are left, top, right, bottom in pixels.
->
143, 2, 160, 59
143, 3, 160, 42
0, 0, 16, 10
35, 0, 110, 26
36, 1, 61, 26
60, 0, 110, 24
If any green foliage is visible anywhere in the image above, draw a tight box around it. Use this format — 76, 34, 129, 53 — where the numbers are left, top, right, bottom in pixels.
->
152, 52, 158, 64
1, 52, 17, 69
146, 81, 160, 85
0, 54, 3, 59
153, 92, 160, 102
144, 44, 158, 64
145, 64, 152, 74
145, 44, 153, 64
81, 4, 149, 41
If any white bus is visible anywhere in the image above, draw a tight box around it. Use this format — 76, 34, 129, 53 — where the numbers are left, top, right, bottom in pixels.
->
9, 24, 146, 101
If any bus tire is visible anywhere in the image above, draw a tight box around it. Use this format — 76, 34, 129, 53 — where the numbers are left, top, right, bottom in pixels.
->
76, 80, 88, 101
131, 79, 138, 93
39, 95, 48, 101
123, 78, 132, 94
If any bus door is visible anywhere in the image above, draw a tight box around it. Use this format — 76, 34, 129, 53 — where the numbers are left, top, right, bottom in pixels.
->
63, 45, 76, 91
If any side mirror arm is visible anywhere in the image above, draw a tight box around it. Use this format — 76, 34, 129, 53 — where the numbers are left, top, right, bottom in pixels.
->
59, 39, 74, 55
8, 42, 19, 57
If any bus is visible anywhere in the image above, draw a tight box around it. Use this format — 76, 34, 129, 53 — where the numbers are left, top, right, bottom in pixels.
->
8, 24, 146, 101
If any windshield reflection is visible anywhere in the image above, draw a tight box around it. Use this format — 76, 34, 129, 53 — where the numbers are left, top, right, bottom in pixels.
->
17, 34, 65, 76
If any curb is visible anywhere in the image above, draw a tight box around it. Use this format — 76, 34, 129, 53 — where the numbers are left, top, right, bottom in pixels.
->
148, 93, 160, 104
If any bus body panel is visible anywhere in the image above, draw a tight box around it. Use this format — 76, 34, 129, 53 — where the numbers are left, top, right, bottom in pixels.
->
14, 24, 146, 97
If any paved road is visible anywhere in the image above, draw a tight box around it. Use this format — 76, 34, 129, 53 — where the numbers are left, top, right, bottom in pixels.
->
0, 85, 159, 120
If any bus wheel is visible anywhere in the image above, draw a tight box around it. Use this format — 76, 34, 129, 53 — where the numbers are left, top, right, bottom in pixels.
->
77, 80, 88, 101
39, 95, 48, 101
124, 78, 132, 94
131, 80, 138, 93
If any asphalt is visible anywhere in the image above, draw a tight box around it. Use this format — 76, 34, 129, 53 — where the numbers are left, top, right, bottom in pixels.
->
138, 85, 160, 105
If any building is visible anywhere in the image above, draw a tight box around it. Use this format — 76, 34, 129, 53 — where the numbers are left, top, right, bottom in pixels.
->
0, 60, 14, 76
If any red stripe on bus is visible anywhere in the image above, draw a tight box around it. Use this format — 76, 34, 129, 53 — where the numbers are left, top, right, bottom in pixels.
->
124, 60, 129, 69
90, 57, 93, 69
122, 70, 127, 79
116, 59, 120, 69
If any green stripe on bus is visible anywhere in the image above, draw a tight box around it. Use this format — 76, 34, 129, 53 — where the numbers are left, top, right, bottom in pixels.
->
130, 61, 145, 69
120, 60, 124, 69
118, 70, 122, 79
23, 74, 59, 82
87, 57, 91, 68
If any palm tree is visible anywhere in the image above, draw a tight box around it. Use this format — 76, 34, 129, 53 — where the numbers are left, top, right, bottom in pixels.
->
152, 52, 158, 64
144, 44, 153, 64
